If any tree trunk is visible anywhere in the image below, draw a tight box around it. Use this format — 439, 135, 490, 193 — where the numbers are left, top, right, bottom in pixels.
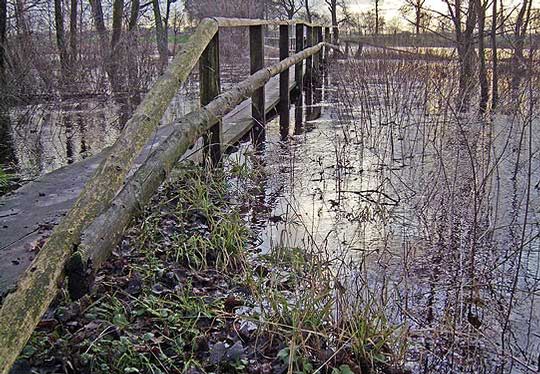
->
88, 0, 122, 97
455, 0, 477, 112
375, 0, 380, 35
110, 0, 125, 101
490, 0, 498, 110
305, 0, 312, 23
476, 0, 488, 113
88, 0, 108, 59
69, 0, 77, 76
54, 0, 69, 84
510, 0, 532, 102
152, 0, 168, 70
415, 5, 421, 35
325, 0, 339, 44
0, 0, 7, 88
127, 0, 141, 110
128, 0, 139, 31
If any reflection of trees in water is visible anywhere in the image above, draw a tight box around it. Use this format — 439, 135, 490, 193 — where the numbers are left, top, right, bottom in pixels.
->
6, 70, 203, 180
262, 58, 540, 372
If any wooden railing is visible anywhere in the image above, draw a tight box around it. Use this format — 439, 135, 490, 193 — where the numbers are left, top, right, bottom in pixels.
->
0, 17, 336, 373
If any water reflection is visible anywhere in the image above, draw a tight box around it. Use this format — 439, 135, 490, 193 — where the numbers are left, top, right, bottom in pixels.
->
7, 78, 200, 180
242, 59, 540, 372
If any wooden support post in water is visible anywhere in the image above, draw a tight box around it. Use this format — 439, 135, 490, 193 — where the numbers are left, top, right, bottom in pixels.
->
304, 26, 313, 121
294, 24, 304, 89
304, 26, 313, 90
199, 32, 221, 165
249, 25, 265, 146
294, 23, 304, 134
279, 24, 290, 140
312, 26, 322, 119
324, 27, 331, 65
316, 27, 324, 69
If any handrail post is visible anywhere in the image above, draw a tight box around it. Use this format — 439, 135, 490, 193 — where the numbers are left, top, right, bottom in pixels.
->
249, 25, 265, 146
324, 27, 331, 66
294, 23, 304, 134
304, 26, 313, 121
199, 31, 221, 165
312, 26, 323, 120
294, 24, 304, 90
279, 24, 290, 140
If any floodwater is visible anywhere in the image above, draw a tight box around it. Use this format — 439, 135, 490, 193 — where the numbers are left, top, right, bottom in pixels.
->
4, 53, 539, 372
239, 59, 540, 373
5, 60, 254, 181
7, 79, 200, 181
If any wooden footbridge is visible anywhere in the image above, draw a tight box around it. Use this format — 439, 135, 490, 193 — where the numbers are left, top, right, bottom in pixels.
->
0, 17, 337, 372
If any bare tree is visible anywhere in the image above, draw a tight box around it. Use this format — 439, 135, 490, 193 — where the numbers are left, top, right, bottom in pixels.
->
324, 0, 349, 43
183, 0, 264, 20
272, 0, 303, 20
304, 0, 312, 22
358, 10, 385, 35
443, 0, 477, 111
510, 0, 533, 98
400, 0, 429, 34
476, 0, 488, 112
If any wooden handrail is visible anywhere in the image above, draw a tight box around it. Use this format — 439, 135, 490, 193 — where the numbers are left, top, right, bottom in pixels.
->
72, 43, 328, 288
211, 16, 331, 28
0, 14, 335, 373
0, 18, 218, 374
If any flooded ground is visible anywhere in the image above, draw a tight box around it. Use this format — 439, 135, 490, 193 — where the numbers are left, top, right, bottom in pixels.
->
4, 51, 540, 372
6, 61, 255, 181
237, 59, 540, 372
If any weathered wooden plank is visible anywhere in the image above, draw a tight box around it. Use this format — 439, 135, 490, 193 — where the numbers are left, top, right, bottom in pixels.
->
200, 32, 222, 166
279, 24, 290, 139
249, 25, 265, 145
0, 18, 219, 374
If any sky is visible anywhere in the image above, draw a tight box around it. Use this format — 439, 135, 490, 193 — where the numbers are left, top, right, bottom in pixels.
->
348, 0, 447, 20
345, 0, 540, 24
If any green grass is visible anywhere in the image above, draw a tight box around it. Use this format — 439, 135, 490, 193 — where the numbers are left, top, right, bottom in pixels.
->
20, 162, 406, 373
0, 166, 13, 194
